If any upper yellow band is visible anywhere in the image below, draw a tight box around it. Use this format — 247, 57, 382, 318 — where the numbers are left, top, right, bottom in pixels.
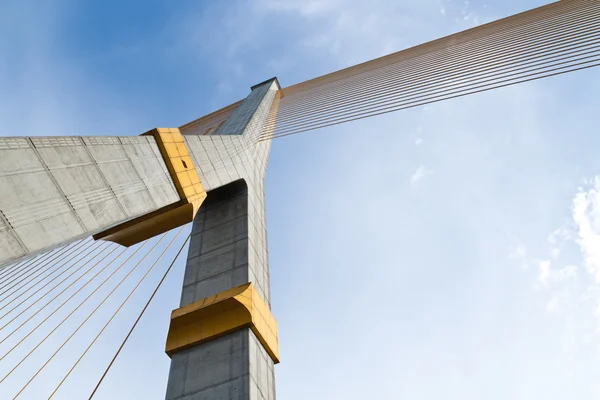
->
143, 128, 206, 216
93, 128, 207, 247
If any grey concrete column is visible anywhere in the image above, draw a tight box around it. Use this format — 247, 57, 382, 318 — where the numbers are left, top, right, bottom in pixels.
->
165, 180, 276, 400
164, 75, 279, 400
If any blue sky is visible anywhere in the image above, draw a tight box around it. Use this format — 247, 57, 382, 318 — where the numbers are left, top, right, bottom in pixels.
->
1, 0, 600, 399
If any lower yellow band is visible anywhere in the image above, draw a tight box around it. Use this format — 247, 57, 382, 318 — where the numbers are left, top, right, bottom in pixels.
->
166, 283, 280, 364
143, 128, 206, 215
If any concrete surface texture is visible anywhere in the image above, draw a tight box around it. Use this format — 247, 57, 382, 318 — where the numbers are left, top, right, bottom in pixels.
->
0, 135, 180, 267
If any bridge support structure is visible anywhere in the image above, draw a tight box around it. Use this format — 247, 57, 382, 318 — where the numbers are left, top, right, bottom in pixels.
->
163, 78, 280, 400
0, 77, 280, 400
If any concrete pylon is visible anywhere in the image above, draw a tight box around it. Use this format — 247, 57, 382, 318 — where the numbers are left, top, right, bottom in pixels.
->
164, 78, 280, 399
0, 77, 281, 399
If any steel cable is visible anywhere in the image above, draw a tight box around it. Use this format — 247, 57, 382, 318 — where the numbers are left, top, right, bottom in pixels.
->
0, 240, 105, 316
263, 61, 600, 140
257, 0, 600, 140
266, 47, 600, 137
262, 58, 600, 139
0, 240, 79, 289
0, 238, 92, 300
266, 1, 600, 122
87, 234, 191, 399
278, 0, 595, 99
0, 240, 150, 362
0, 234, 168, 386
0, 259, 28, 281
48, 229, 188, 399
0, 252, 54, 287
0, 242, 113, 321
265, 46, 600, 137
265, 17, 600, 130
0, 244, 124, 344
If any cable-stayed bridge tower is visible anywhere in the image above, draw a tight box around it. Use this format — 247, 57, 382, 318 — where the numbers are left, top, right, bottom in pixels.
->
0, 0, 599, 398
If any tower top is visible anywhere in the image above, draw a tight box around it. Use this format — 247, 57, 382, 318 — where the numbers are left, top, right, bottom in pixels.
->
251, 77, 280, 91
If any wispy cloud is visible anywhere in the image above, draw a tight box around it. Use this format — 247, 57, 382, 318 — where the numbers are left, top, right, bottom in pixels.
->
509, 243, 530, 269
546, 294, 560, 313
572, 177, 600, 330
538, 260, 577, 288
513, 176, 600, 350
437, 0, 446, 16
548, 225, 572, 259
573, 177, 600, 283
410, 164, 432, 187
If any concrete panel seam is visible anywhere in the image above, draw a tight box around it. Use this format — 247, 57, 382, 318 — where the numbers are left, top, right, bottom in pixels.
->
78, 139, 130, 219
93, 129, 206, 247
82, 136, 121, 146
93, 157, 129, 164
169, 373, 252, 400
182, 139, 205, 180
3, 198, 73, 228
181, 263, 246, 291
185, 237, 246, 264
118, 137, 158, 209
30, 136, 83, 148
0, 166, 47, 177
0, 137, 30, 150
26, 138, 89, 232
0, 209, 28, 254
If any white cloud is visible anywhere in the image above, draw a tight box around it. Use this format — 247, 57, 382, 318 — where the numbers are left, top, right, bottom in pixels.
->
462, 0, 470, 15
539, 259, 551, 286
512, 176, 600, 355
414, 125, 424, 145
571, 176, 600, 333
572, 176, 600, 283
258, 0, 343, 16
538, 261, 577, 287
547, 226, 571, 260
410, 164, 432, 187
437, 0, 446, 15
509, 243, 530, 269
558, 265, 578, 283
546, 295, 560, 313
